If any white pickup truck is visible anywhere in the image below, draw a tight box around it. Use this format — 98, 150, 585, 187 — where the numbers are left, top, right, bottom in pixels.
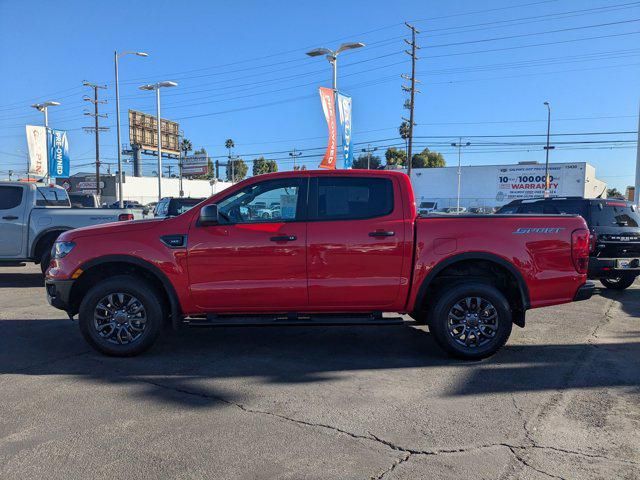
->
0, 182, 138, 273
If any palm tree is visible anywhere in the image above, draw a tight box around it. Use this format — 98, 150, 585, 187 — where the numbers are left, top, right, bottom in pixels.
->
399, 121, 410, 157
225, 139, 235, 182
181, 138, 193, 155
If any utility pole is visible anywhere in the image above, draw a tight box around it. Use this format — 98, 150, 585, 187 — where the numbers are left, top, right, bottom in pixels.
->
634, 101, 639, 205
83, 82, 108, 201
403, 22, 420, 179
8, 170, 13, 181
361, 145, 378, 169
164, 165, 173, 178
543, 102, 555, 198
451, 138, 471, 214
289, 148, 302, 170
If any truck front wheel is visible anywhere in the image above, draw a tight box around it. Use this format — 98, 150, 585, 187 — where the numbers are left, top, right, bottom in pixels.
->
428, 283, 512, 360
78, 275, 164, 356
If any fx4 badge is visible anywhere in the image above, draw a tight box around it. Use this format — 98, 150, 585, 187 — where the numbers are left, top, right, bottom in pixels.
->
513, 227, 565, 234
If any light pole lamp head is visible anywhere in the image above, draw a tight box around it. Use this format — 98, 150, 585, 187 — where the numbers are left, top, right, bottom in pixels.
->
336, 42, 365, 54
135, 52, 149, 57
31, 101, 60, 111
306, 47, 333, 57
157, 81, 178, 88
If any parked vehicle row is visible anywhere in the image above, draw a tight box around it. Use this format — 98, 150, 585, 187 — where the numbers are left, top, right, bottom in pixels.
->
45, 170, 593, 360
0, 182, 138, 273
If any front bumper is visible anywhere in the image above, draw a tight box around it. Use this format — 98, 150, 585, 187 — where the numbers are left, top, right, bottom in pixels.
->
45, 278, 74, 312
589, 257, 640, 278
574, 281, 596, 302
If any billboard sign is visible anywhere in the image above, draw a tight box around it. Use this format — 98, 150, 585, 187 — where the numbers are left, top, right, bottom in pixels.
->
182, 155, 209, 176
496, 164, 582, 202
337, 93, 353, 169
318, 87, 337, 170
25, 125, 48, 177
47, 129, 70, 178
128, 109, 180, 155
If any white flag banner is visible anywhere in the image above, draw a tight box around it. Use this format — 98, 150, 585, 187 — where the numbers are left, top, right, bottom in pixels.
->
25, 125, 48, 177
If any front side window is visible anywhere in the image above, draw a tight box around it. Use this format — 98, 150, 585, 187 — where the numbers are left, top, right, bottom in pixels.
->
217, 178, 304, 224
0, 186, 23, 210
312, 177, 394, 221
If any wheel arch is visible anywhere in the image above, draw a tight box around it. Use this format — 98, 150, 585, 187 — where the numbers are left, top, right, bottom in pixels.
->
415, 252, 530, 327
31, 227, 72, 262
69, 255, 182, 327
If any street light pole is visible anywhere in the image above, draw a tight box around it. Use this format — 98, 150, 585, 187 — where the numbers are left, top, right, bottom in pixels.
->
306, 42, 365, 93
115, 51, 148, 208
139, 81, 178, 202
451, 138, 471, 214
31, 101, 60, 128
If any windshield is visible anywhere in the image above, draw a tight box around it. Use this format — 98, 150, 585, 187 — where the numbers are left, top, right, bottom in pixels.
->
590, 202, 639, 228
36, 187, 70, 207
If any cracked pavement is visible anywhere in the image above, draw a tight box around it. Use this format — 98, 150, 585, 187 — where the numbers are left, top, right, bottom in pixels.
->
0, 266, 638, 479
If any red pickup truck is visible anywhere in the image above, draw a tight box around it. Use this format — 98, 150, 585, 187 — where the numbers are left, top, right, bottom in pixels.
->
45, 170, 593, 359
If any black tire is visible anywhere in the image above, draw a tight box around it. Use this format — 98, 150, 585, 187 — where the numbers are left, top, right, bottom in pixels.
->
600, 275, 636, 290
40, 248, 52, 275
78, 275, 164, 356
428, 283, 513, 360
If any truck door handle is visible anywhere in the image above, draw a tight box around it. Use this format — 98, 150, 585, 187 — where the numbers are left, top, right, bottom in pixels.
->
270, 235, 297, 242
369, 231, 395, 237
2, 216, 18, 220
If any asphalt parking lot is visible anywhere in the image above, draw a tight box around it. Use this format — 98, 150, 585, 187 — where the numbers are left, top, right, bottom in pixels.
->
0, 265, 638, 479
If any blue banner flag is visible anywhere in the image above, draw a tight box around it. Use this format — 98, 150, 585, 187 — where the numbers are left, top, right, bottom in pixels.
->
47, 129, 70, 178
337, 93, 353, 169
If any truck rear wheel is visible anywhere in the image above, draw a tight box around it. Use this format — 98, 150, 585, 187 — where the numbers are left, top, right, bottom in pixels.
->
78, 275, 164, 356
428, 283, 512, 360
600, 275, 636, 290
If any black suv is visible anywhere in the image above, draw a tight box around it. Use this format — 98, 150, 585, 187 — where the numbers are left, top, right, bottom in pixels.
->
497, 197, 640, 290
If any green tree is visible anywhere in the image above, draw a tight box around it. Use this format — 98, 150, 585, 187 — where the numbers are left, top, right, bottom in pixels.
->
353, 154, 381, 169
227, 158, 247, 182
385, 147, 407, 166
253, 157, 278, 176
411, 147, 446, 168
607, 187, 624, 199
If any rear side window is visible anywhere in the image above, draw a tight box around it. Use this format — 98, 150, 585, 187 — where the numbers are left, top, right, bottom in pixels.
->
312, 177, 393, 221
516, 203, 559, 214
548, 201, 588, 217
590, 202, 639, 228
35, 187, 70, 207
0, 186, 23, 210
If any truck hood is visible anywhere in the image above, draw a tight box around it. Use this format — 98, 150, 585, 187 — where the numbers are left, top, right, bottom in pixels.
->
60, 218, 164, 241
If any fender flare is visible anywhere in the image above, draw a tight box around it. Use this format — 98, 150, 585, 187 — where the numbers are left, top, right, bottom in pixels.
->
415, 251, 531, 312
78, 255, 182, 328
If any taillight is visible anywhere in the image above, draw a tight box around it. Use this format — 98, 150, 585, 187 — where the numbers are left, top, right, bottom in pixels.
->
571, 229, 590, 274
118, 213, 134, 221
588, 233, 596, 254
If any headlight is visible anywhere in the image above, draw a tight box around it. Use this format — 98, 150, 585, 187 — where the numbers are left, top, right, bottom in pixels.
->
52, 241, 75, 259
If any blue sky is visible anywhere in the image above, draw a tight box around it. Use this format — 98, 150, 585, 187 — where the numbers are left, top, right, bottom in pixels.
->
0, 0, 638, 190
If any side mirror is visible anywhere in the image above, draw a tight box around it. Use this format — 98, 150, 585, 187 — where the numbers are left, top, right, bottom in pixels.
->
199, 204, 219, 226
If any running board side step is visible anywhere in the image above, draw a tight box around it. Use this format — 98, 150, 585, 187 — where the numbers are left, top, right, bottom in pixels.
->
183, 313, 405, 328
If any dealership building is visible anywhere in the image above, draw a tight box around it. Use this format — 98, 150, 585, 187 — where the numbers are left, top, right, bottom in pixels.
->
410, 161, 607, 210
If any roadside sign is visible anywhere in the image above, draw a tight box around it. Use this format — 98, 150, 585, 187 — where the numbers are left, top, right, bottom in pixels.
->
78, 181, 105, 189
182, 155, 208, 176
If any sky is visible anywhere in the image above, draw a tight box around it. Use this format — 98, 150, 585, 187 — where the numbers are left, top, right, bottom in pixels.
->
0, 0, 638, 191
